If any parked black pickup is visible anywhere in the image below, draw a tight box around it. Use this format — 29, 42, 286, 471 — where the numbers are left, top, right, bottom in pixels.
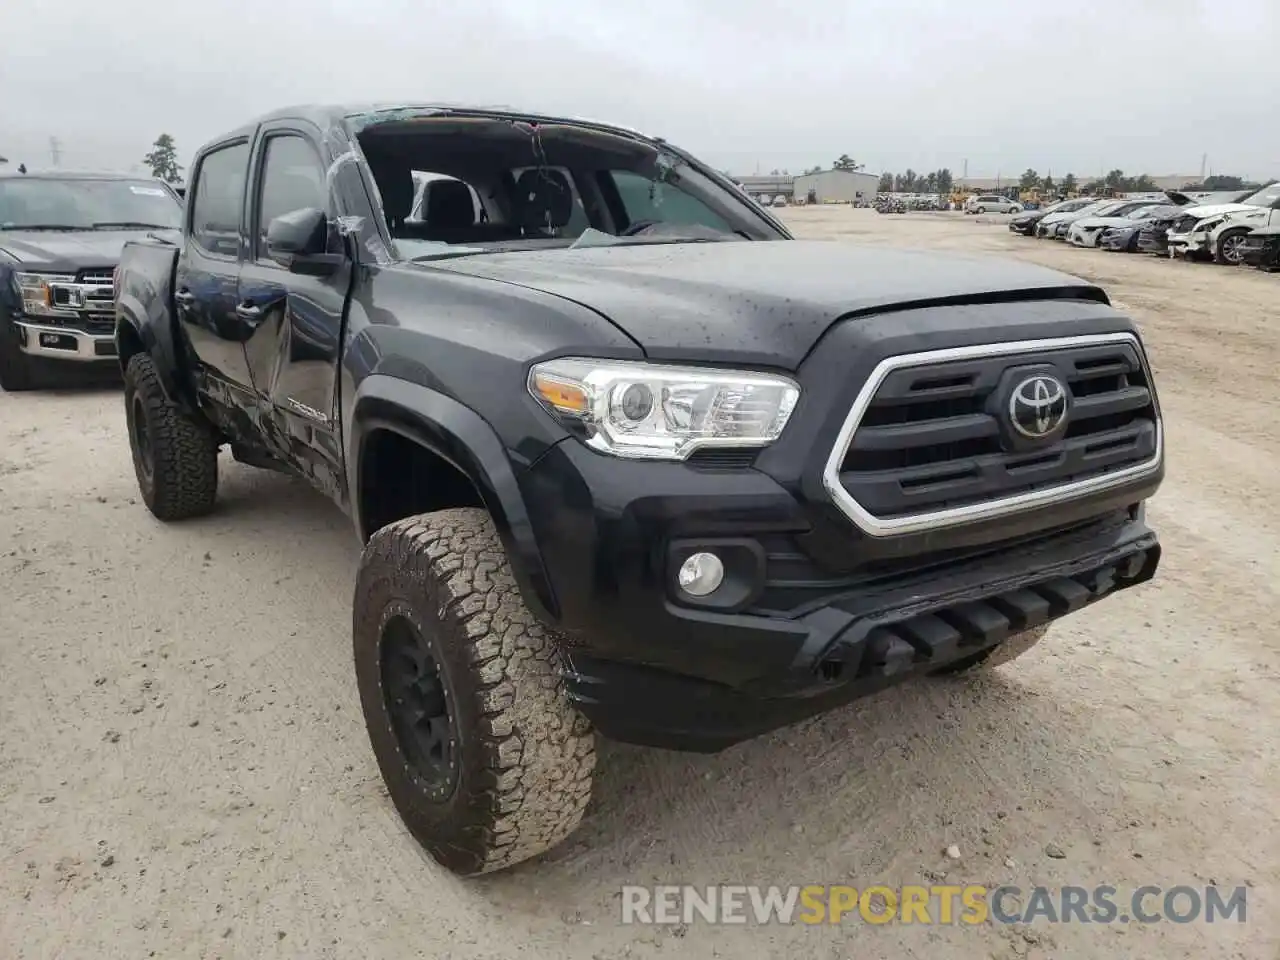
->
0, 169, 183, 390
113, 103, 1164, 876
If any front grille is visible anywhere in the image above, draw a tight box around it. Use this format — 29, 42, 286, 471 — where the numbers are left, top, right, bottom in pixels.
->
55, 269, 116, 334
1173, 215, 1199, 234
830, 335, 1160, 532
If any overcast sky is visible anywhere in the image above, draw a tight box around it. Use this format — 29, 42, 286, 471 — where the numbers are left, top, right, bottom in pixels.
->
2, 0, 1277, 182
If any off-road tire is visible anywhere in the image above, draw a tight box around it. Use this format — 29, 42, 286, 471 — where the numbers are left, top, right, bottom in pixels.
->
353, 508, 595, 876
931, 624, 1051, 676
0, 319, 35, 392
123, 352, 218, 520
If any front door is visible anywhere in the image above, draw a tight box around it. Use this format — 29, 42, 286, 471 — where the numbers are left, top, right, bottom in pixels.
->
175, 139, 254, 420
236, 126, 351, 501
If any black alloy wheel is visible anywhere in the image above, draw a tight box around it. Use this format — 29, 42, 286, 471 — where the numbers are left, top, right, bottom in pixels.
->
128, 392, 155, 486
379, 607, 459, 801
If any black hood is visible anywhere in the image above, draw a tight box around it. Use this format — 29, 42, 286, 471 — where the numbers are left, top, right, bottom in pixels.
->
0, 228, 181, 272
427, 239, 1103, 367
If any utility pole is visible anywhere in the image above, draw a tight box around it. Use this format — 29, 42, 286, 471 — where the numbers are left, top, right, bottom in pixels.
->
49, 137, 61, 167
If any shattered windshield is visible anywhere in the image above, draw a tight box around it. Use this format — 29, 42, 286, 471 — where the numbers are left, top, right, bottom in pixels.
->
0, 177, 182, 230
350, 113, 782, 260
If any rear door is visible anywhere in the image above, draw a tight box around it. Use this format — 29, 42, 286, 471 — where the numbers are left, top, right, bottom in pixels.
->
174, 139, 254, 409
236, 122, 350, 500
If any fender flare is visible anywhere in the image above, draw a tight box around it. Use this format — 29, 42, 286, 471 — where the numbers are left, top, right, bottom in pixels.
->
114, 294, 193, 410
346, 374, 560, 623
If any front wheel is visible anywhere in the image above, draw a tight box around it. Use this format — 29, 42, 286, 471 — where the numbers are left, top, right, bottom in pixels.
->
1215, 229, 1249, 266
931, 624, 1051, 676
353, 508, 596, 876
976, 207, 986, 215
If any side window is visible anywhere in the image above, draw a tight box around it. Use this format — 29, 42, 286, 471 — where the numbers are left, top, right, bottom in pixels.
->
255, 135, 327, 255
609, 171, 731, 233
190, 142, 250, 257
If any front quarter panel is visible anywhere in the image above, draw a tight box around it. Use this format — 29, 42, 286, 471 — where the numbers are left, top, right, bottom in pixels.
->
339, 261, 643, 467
339, 261, 646, 619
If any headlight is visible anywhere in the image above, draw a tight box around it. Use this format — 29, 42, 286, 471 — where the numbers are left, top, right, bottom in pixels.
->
528, 358, 800, 460
12, 272, 77, 317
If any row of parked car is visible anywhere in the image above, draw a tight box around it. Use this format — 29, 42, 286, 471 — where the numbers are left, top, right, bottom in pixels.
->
1006, 185, 1280, 270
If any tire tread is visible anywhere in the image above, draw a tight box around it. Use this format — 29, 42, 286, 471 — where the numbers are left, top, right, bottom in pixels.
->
124, 353, 218, 520
356, 508, 594, 875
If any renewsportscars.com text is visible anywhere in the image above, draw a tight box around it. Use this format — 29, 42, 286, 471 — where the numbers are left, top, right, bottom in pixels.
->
619, 884, 1248, 926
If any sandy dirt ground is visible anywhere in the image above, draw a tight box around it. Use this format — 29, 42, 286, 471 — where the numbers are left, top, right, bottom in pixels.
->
2, 208, 1277, 960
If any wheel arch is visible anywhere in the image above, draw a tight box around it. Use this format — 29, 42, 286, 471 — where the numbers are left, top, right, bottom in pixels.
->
114, 296, 194, 410
347, 374, 560, 623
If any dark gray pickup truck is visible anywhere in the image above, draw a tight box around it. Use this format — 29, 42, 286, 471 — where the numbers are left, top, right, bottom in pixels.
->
0, 169, 182, 390
113, 103, 1165, 875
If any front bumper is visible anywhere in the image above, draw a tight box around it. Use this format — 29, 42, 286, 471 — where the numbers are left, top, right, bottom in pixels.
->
1069, 228, 1105, 247
564, 522, 1159, 751
1137, 232, 1169, 255
1166, 231, 1207, 258
15, 320, 117, 362
523, 435, 1161, 752
1100, 229, 1135, 251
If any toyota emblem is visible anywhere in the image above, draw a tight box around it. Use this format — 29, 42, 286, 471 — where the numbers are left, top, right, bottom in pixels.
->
1008, 374, 1069, 440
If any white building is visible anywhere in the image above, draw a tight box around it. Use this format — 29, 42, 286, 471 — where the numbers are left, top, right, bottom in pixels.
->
793, 169, 881, 204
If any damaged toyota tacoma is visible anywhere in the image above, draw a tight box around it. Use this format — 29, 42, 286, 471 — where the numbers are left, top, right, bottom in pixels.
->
113, 104, 1165, 876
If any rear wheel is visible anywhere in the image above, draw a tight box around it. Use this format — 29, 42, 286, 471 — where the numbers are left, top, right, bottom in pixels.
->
353, 508, 595, 876
932, 624, 1051, 676
123, 353, 219, 520
0, 319, 34, 392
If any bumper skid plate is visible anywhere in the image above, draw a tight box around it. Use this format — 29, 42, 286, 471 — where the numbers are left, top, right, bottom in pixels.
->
818, 545, 1152, 682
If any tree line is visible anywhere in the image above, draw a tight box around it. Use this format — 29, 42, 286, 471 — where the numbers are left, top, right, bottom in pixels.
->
876, 169, 956, 195
875, 166, 1265, 197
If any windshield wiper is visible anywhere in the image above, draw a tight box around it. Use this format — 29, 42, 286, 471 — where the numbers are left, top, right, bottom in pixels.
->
92, 221, 176, 230
0, 224, 94, 231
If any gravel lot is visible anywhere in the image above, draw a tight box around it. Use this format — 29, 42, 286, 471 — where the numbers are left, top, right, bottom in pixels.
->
2, 208, 1276, 960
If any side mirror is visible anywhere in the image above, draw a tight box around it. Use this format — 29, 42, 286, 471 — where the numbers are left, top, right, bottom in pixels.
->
266, 207, 344, 276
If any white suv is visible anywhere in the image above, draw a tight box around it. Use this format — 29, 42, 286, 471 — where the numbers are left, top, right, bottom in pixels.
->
964, 194, 1022, 215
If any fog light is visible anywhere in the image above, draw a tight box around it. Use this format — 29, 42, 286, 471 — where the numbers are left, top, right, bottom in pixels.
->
677, 552, 724, 597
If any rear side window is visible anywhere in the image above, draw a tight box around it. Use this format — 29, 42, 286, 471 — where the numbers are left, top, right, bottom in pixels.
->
255, 135, 327, 255
190, 142, 250, 257
610, 170, 731, 232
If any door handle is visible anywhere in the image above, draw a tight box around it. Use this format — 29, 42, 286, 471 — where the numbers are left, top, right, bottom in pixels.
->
235, 301, 263, 321
174, 289, 196, 306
